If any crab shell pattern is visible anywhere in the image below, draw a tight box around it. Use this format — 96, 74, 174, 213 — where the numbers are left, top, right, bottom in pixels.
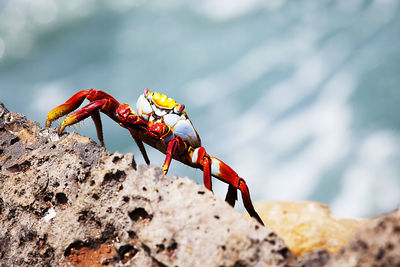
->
136, 89, 201, 148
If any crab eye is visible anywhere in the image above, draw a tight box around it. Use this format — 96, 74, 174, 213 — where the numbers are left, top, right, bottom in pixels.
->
174, 104, 185, 114
144, 88, 150, 96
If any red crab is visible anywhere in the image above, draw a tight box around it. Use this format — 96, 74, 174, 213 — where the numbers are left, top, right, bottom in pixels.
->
46, 89, 264, 225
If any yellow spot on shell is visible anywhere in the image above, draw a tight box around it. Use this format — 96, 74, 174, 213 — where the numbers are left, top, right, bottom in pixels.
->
151, 92, 179, 109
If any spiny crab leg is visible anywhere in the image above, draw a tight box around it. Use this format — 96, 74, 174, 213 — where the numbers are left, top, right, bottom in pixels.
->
58, 100, 107, 137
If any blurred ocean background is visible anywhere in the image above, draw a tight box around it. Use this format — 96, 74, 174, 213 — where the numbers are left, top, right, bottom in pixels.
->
1, 0, 400, 218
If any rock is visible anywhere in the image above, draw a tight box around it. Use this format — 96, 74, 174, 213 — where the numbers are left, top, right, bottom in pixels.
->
0, 102, 298, 266
297, 249, 331, 267
249, 201, 366, 257
326, 207, 400, 267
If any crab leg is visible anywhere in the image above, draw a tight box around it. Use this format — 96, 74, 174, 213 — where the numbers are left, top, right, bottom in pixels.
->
162, 137, 187, 175
46, 89, 120, 126
210, 157, 263, 225
129, 130, 151, 165
90, 109, 105, 147
163, 142, 263, 224
46, 90, 91, 127
191, 148, 264, 225
189, 147, 212, 191
46, 89, 121, 146
58, 99, 107, 136
210, 157, 264, 225
225, 184, 238, 207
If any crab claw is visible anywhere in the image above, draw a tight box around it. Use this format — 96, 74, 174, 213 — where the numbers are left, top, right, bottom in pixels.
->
46, 89, 124, 148
58, 100, 106, 135
46, 90, 91, 128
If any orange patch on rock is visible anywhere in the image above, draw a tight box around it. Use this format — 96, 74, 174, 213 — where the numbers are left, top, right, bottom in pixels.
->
66, 243, 116, 267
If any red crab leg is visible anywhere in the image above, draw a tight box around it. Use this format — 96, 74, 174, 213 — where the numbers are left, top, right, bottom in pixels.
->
58, 99, 108, 136
162, 141, 214, 192
118, 106, 152, 165
46, 90, 91, 127
46, 89, 120, 127
191, 148, 264, 225
46, 89, 121, 146
190, 147, 212, 191
202, 156, 212, 191
162, 137, 186, 175
211, 157, 263, 225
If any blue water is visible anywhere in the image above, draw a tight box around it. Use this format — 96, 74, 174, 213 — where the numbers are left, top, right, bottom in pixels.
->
1, 0, 400, 218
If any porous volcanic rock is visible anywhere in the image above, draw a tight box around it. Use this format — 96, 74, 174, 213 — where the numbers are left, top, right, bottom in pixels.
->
0, 102, 298, 266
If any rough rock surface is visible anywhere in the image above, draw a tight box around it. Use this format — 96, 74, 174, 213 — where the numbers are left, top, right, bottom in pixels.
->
250, 201, 366, 257
326, 207, 400, 267
0, 102, 298, 266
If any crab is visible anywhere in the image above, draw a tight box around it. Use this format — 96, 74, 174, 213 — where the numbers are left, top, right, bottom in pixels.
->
46, 89, 264, 225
